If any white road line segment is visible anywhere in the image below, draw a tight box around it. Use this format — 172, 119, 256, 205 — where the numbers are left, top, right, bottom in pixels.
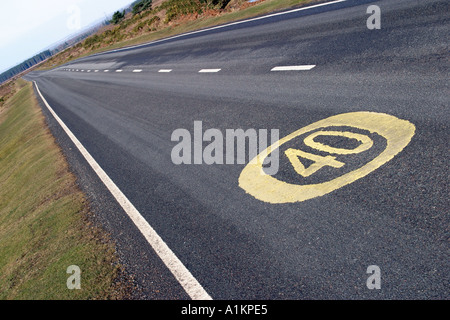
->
158, 69, 173, 73
271, 65, 316, 71
33, 81, 212, 301
199, 69, 221, 73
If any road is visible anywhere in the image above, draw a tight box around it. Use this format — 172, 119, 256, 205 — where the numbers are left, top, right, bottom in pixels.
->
24, 0, 449, 299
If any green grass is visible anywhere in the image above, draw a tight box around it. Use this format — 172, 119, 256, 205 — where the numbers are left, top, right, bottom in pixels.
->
0, 80, 129, 300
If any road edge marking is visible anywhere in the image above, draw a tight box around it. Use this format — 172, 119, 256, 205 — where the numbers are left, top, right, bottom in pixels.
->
33, 81, 212, 301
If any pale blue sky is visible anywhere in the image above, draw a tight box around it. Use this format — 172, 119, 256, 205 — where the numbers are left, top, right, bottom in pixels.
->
0, 0, 134, 73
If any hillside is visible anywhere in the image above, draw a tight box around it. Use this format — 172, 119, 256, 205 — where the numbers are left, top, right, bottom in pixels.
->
38, 0, 317, 70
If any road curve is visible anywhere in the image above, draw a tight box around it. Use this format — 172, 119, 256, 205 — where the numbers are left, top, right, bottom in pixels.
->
25, 0, 449, 300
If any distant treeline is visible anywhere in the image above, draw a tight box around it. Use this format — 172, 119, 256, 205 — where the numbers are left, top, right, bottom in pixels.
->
0, 13, 111, 84
0, 1, 130, 84
0, 50, 53, 84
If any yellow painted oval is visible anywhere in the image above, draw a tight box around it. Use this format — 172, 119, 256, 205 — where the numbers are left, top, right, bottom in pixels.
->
238, 112, 415, 204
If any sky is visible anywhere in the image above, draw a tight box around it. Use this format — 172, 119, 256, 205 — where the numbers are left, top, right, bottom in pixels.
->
0, 0, 134, 73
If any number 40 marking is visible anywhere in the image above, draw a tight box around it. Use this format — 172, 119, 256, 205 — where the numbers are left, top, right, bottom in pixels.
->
285, 149, 344, 177
285, 130, 374, 177
239, 112, 416, 204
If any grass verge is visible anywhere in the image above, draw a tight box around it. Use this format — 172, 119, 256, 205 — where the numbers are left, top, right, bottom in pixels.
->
0, 79, 130, 299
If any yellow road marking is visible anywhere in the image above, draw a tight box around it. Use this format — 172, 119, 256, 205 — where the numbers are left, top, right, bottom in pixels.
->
285, 148, 345, 178
239, 112, 415, 204
303, 130, 373, 155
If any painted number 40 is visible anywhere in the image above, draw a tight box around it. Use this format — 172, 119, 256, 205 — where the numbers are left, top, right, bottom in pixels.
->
239, 112, 415, 204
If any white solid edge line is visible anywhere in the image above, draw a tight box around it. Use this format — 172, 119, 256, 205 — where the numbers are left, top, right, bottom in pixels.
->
158, 69, 173, 73
33, 81, 212, 301
271, 65, 316, 71
199, 69, 221, 73
103, 0, 346, 55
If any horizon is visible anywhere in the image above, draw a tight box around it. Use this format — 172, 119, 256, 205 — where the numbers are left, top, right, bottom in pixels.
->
0, 0, 135, 74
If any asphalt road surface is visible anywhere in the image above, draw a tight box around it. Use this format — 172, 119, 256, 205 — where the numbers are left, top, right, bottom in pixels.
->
25, 0, 449, 300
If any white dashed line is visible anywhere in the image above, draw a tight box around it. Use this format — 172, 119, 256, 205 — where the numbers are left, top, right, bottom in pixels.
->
271, 65, 316, 71
198, 69, 221, 73
67, 65, 318, 75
